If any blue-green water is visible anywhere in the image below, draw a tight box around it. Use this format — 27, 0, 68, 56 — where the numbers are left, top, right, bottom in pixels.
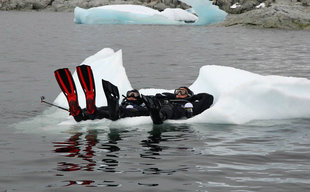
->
0, 11, 310, 192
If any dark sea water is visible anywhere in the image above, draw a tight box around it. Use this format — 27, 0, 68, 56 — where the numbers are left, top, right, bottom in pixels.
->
0, 11, 310, 192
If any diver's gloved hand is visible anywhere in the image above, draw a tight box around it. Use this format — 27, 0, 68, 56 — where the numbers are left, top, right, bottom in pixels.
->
141, 95, 163, 124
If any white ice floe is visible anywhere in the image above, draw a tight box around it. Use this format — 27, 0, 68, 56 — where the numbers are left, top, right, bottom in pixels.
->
74, 0, 227, 25
15, 47, 310, 133
52, 48, 310, 125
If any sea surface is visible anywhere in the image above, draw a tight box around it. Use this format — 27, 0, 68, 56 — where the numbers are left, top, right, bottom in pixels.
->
0, 11, 310, 192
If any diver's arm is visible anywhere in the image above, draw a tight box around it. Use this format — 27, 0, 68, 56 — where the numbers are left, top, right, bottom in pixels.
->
191, 93, 214, 116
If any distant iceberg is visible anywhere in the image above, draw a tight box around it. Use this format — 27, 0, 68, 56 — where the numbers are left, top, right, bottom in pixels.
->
74, 0, 227, 25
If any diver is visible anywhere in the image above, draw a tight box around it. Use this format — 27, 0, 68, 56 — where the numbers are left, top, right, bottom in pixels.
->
54, 65, 149, 122
93, 88, 150, 121
142, 86, 214, 124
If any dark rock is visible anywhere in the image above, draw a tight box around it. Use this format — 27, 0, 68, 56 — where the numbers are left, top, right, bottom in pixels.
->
215, 0, 310, 30
1, 0, 309, 30
0, 0, 188, 11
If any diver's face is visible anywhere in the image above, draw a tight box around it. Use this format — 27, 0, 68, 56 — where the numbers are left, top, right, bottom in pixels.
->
127, 97, 137, 101
175, 88, 189, 99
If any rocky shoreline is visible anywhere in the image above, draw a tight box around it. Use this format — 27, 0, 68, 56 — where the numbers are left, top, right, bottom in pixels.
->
216, 0, 310, 30
0, 0, 309, 30
0, 0, 190, 11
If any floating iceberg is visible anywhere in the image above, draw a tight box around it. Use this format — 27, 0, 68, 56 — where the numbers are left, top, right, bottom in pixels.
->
52, 48, 310, 125
74, 0, 227, 25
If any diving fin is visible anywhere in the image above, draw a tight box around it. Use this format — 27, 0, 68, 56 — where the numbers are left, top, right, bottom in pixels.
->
54, 68, 82, 121
102, 79, 120, 121
141, 95, 163, 125
76, 65, 96, 117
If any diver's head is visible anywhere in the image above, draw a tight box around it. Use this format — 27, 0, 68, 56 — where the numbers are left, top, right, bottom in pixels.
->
126, 89, 140, 101
174, 86, 193, 99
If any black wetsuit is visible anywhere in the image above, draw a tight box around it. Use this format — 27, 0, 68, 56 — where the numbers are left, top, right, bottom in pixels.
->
155, 92, 214, 121
119, 99, 150, 118
76, 98, 149, 122
54, 65, 149, 123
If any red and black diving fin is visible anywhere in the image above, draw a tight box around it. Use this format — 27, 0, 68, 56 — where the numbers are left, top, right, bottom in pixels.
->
102, 79, 120, 121
76, 65, 96, 116
54, 68, 82, 120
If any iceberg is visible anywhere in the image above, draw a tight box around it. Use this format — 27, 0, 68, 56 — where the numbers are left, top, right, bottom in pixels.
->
53, 48, 310, 126
74, 0, 227, 25
188, 66, 310, 124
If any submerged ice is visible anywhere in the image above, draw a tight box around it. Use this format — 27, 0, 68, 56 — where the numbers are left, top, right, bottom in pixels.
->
51, 48, 310, 126
74, 0, 227, 25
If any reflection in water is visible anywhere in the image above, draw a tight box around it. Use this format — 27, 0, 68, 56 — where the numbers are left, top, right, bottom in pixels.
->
53, 128, 123, 187
53, 125, 194, 188
108, 128, 122, 143
140, 126, 162, 159
140, 124, 192, 177
140, 124, 192, 159
54, 129, 123, 172
54, 133, 82, 158
98, 128, 122, 173
54, 130, 98, 172
138, 182, 159, 187
64, 180, 95, 187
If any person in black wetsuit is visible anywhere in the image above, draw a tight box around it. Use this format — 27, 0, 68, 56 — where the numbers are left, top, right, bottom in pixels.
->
142, 86, 214, 124
74, 88, 150, 122
84, 89, 150, 121
54, 65, 149, 122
